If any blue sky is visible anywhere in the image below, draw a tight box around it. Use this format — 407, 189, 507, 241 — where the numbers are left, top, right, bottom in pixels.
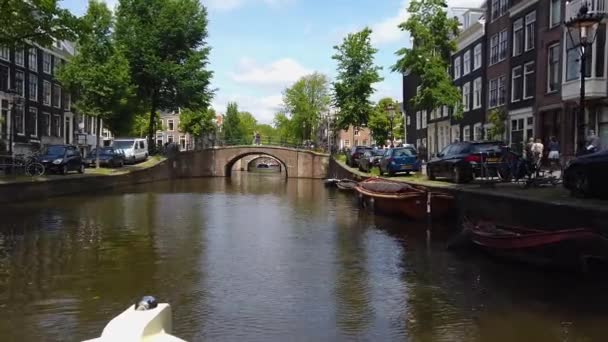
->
62, 0, 481, 124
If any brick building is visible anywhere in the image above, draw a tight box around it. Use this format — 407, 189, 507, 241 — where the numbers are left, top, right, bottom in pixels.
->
338, 125, 373, 150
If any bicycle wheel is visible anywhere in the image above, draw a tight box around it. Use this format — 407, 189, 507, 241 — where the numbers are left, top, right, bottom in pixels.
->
26, 162, 45, 177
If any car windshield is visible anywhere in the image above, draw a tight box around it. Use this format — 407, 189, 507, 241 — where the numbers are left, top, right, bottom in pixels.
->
113, 141, 134, 149
44, 146, 66, 155
471, 143, 502, 153
393, 148, 416, 157
91, 148, 115, 156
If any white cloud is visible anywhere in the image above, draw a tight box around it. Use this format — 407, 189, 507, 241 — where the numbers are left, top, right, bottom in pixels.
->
202, 0, 293, 11
371, 1, 410, 46
212, 93, 283, 124
231, 57, 313, 87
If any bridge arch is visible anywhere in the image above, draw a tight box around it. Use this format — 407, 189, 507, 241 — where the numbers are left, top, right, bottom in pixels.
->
225, 151, 289, 177
245, 155, 283, 172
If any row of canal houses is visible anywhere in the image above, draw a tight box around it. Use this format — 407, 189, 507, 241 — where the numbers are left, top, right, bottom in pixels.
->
0, 40, 111, 157
404, 0, 608, 160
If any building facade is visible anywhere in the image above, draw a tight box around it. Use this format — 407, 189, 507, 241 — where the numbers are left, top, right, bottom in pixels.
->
156, 109, 195, 151
338, 125, 373, 150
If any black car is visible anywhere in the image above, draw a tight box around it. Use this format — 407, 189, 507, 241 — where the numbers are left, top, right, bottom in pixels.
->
346, 146, 372, 167
84, 147, 126, 168
358, 149, 384, 172
38, 145, 85, 175
427, 141, 504, 183
563, 150, 608, 198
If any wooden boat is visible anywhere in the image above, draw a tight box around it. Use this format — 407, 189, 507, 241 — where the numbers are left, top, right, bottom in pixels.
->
336, 179, 358, 191
463, 219, 608, 270
324, 178, 340, 187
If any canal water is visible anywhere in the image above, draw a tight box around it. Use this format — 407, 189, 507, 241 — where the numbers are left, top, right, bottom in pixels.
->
1, 173, 608, 341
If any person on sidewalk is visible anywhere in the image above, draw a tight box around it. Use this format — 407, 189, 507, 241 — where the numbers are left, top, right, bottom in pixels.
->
547, 136, 560, 172
525, 137, 534, 160
531, 138, 544, 174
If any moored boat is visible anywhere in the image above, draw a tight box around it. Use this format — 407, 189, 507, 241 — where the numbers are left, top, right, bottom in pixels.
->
336, 179, 358, 191
355, 178, 427, 220
463, 219, 608, 270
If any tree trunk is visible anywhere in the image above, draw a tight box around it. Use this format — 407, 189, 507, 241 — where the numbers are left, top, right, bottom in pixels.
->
148, 104, 156, 155
95, 116, 101, 169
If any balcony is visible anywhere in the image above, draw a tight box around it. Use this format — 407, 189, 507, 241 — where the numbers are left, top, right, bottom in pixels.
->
562, 77, 608, 101
565, 0, 608, 23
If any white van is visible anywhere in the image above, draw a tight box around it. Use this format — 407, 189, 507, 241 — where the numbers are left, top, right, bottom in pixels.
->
112, 138, 148, 164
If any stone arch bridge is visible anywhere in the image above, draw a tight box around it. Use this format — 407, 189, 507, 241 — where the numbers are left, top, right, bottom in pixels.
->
172, 146, 329, 178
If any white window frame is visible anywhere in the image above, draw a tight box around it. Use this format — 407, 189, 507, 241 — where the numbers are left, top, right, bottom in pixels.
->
52, 114, 61, 137
442, 105, 448, 117
0, 46, 9, 61
525, 11, 536, 51
550, 0, 561, 28
499, 30, 508, 61
168, 134, 174, 143
454, 56, 461, 79
498, 76, 506, 105
180, 135, 186, 149
43, 52, 52, 74
53, 84, 61, 108
490, 34, 499, 65
421, 110, 427, 129
473, 123, 483, 141
513, 18, 524, 56
29, 107, 38, 137
416, 111, 421, 129
463, 125, 471, 141
15, 71, 24, 97
15, 49, 24, 66
523, 61, 535, 99
462, 82, 471, 111
168, 119, 175, 131
407, 115, 411, 126
43, 112, 51, 136
473, 77, 482, 109
511, 66, 523, 102
15, 105, 25, 136
547, 43, 560, 93
28, 75, 38, 102
43, 81, 51, 105
28, 48, 37, 72
473, 43, 482, 70
463, 50, 471, 75
64, 93, 71, 110
489, 78, 498, 108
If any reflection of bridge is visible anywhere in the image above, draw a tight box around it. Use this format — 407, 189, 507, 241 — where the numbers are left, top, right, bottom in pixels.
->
174, 146, 329, 178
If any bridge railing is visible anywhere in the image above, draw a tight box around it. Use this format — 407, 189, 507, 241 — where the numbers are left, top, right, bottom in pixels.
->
215, 137, 331, 154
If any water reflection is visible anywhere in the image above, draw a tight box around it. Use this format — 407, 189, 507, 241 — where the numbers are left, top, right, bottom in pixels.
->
0, 175, 608, 341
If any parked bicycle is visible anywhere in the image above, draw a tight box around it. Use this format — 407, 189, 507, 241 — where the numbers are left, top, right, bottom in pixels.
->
0, 152, 45, 177
497, 146, 560, 188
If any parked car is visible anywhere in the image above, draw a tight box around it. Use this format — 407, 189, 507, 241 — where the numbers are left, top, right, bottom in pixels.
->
358, 149, 384, 172
84, 147, 126, 168
427, 141, 504, 183
112, 138, 148, 164
346, 146, 372, 167
563, 149, 608, 198
379, 146, 421, 176
38, 145, 85, 175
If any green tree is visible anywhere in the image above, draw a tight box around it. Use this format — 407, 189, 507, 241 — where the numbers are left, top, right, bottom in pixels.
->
114, 0, 214, 152
223, 102, 244, 144
487, 107, 507, 140
255, 124, 277, 143
57, 0, 134, 168
238, 111, 258, 140
392, 0, 461, 151
130, 112, 162, 137
0, 0, 80, 47
332, 28, 383, 130
283, 72, 331, 141
179, 107, 216, 148
368, 98, 402, 146
273, 111, 296, 142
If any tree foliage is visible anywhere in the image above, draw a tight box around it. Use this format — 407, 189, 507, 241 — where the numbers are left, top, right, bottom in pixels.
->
273, 111, 296, 141
332, 27, 383, 130
222, 102, 244, 143
368, 98, 403, 146
179, 107, 216, 138
238, 111, 257, 139
57, 0, 134, 135
130, 111, 162, 137
0, 0, 80, 47
392, 0, 461, 118
282, 72, 331, 141
487, 107, 507, 140
114, 0, 214, 151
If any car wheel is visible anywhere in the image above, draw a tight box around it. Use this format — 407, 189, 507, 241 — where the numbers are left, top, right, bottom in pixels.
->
427, 166, 436, 180
572, 170, 590, 198
78, 163, 85, 174
379, 167, 384, 176
452, 166, 463, 183
61, 164, 68, 175
388, 170, 395, 177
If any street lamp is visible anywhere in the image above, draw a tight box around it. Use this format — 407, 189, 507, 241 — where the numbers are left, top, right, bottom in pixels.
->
565, 1, 605, 152
387, 103, 396, 147
7, 88, 23, 156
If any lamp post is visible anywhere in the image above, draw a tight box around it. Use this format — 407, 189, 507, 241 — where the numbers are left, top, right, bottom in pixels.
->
387, 103, 396, 147
7, 88, 23, 156
565, 1, 605, 152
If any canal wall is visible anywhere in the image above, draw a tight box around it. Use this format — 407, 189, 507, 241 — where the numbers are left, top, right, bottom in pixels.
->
328, 158, 608, 231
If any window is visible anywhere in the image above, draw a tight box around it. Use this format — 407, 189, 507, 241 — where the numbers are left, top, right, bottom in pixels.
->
53, 84, 61, 108
462, 82, 470, 111
523, 62, 535, 99
407, 115, 411, 125
43, 52, 51, 74
28, 76, 38, 101
0, 46, 9, 61
474, 124, 483, 141
416, 111, 421, 129
354, 127, 360, 136
454, 56, 461, 79
489, 78, 498, 108
525, 11, 536, 51
421, 110, 427, 128
15, 71, 24, 96
490, 34, 499, 64
452, 126, 460, 142
168, 119, 174, 131
513, 18, 524, 56
53, 58, 62, 75
0, 65, 8, 92
547, 43, 560, 92
463, 125, 471, 141
354, 139, 359, 146
43, 81, 51, 105
344, 139, 349, 147
52, 114, 61, 137
14, 105, 24, 135
511, 66, 523, 102
443, 105, 448, 117
28, 48, 37, 72
64, 92, 71, 110
43, 113, 51, 136
15, 49, 23, 66
499, 30, 508, 60
500, 0, 508, 16
550, 0, 561, 28
566, 28, 592, 81
491, 0, 499, 20
29, 107, 38, 136
498, 76, 506, 105
463, 50, 471, 75
168, 135, 174, 143
473, 77, 482, 109
474, 43, 482, 70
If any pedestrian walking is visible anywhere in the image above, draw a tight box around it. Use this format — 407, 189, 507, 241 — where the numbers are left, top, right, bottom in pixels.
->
255, 132, 261, 145
531, 138, 544, 173
547, 136, 560, 172
525, 137, 534, 160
